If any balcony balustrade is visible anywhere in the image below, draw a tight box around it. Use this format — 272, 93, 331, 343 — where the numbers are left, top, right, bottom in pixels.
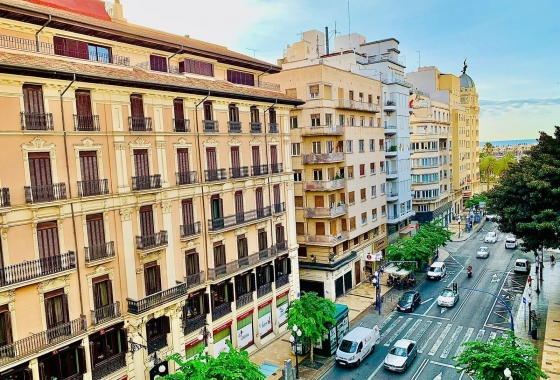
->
73, 115, 100, 131
136, 231, 168, 251
276, 240, 288, 253
92, 352, 126, 380
386, 170, 398, 180
208, 206, 271, 232
270, 163, 283, 174
297, 231, 348, 246
0, 315, 86, 367
276, 274, 289, 288
91, 301, 121, 325
384, 125, 397, 135
305, 204, 346, 218
302, 152, 344, 164
250, 122, 262, 133
0, 188, 10, 207
148, 335, 167, 354
182, 314, 206, 335
230, 167, 249, 179
173, 118, 191, 132
337, 99, 380, 112
77, 179, 109, 197
257, 283, 272, 298
236, 292, 253, 309
208, 246, 278, 281
185, 271, 205, 289
205, 169, 227, 182
132, 175, 161, 190
24, 183, 66, 203
387, 191, 399, 201
413, 196, 439, 203
268, 123, 279, 133
301, 125, 343, 136
180, 222, 201, 239
20, 112, 54, 131
304, 179, 345, 191
0, 251, 76, 288
203, 120, 219, 133
251, 165, 269, 176
176, 171, 198, 185
85, 242, 115, 263
128, 117, 153, 131
127, 282, 187, 314
273, 202, 286, 214
212, 302, 232, 321
228, 121, 242, 133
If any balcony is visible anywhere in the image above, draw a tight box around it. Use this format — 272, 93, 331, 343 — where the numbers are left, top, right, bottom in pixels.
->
270, 163, 284, 174
257, 283, 272, 298
297, 231, 348, 246
276, 241, 288, 254
85, 242, 115, 264
136, 231, 168, 251
305, 204, 347, 218
127, 282, 187, 314
24, 183, 67, 203
273, 202, 286, 214
276, 274, 289, 288
0, 188, 10, 207
228, 121, 242, 133
387, 191, 399, 202
337, 99, 380, 113
268, 123, 279, 133
412, 196, 438, 203
383, 102, 397, 113
304, 179, 345, 191
183, 314, 206, 335
0, 315, 86, 367
92, 352, 126, 380
205, 169, 227, 182
384, 125, 397, 135
91, 301, 121, 325
302, 152, 344, 164
386, 170, 398, 180
208, 246, 278, 281
385, 146, 398, 157
251, 165, 269, 176
173, 119, 191, 132
128, 117, 153, 132
203, 120, 219, 133
176, 171, 198, 185
148, 335, 168, 354
212, 302, 232, 321
230, 167, 249, 179
73, 115, 100, 131
180, 222, 201, 239
185, 271, 205, 290
0, 251, 76, 289
132, 175, 162, 190
301, 125, 343, 136
236, 292, 253, 309
77, 179, 109, 197
250, 122, 262, 133
208, 206, 272, 232
20, 112, 54, 131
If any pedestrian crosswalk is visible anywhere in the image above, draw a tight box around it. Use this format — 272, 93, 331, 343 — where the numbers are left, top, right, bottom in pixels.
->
379, 315, 506, 361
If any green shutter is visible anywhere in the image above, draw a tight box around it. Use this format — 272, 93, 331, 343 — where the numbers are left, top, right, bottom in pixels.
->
214, 327, 231, 342
237, 314, 252, 329
258, 304, 271, 317
277, 295, 288, 306
185, 341, 205, 359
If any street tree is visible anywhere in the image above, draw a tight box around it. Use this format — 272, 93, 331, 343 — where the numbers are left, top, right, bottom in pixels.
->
495, 152, 516, 178
480, 155, 497, 191
453, 331, 548, 380
487, 126, 560, 253
287, 291, 336, 365
464, 193, 488, 212
164, 340, 265, 380
482, 141, 494, 157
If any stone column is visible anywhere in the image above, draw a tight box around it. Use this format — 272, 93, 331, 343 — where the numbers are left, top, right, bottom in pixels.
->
162, 201, 176, 288
120, 207, 138, 300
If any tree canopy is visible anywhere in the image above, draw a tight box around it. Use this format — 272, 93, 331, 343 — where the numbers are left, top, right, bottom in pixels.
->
464, 194, 489, 212
453, 331, 548, 380
487, 126, 560, 252
287, 291, 336, 364
163, 340, 265, 380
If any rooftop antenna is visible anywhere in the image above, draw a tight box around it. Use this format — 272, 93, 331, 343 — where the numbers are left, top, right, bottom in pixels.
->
297, 31, 304, 41
246, 48, 259, 58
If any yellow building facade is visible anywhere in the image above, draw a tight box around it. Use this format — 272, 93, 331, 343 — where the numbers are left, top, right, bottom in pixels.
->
459, 71, 481, 196
0, 1, 302, 379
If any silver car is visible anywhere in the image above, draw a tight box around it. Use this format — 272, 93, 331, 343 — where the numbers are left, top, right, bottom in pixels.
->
484, 232, 497, 243
476, 246, 490, 259
384, 339, 417, 372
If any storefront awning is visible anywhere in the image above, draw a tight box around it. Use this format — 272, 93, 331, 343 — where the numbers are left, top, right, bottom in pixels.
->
384, 265, 412, 276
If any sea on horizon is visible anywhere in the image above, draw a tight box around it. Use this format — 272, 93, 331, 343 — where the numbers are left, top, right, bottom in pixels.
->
479, 138, 538, 147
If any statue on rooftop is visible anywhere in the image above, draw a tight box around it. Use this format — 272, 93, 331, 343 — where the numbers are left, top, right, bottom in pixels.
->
462, 59, 468, 75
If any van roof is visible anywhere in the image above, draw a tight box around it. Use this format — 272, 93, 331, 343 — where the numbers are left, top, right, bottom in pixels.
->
430, 262, 445, 268
342, 326, 376, 341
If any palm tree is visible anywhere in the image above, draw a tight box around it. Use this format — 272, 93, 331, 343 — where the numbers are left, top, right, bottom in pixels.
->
495, 152, 515, 178
482, 142, 494, 158
480, 155, 497, 192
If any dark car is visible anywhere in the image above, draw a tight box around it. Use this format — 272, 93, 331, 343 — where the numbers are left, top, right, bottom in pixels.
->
396, 291, 421, 313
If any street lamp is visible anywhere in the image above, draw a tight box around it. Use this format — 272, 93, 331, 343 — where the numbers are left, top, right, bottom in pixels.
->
504, 367, 513, 380
528, 287, 533, 335
129, 334, 169, 379
289, 325, 302, 379
457, 215, 462, 239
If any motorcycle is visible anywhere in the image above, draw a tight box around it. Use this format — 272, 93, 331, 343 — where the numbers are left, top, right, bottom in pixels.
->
467, 268, 473, 278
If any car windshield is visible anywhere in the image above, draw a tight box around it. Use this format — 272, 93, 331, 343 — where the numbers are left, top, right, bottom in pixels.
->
400, 294, 413, 302
487, 232, 496, 237
390, 347, 407, 357
441, 290, 454, 297
430, 267, 441, 272
506, 238, 516, 242
338, 340, 358, 353
516, 262, 526, 267
479, 247, 488, 252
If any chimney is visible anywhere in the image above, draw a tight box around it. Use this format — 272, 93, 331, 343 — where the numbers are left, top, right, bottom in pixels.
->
325, 26, 329, 55
106, 0, 126, 22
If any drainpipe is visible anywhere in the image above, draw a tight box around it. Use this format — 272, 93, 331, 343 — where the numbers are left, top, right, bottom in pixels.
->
257, 65, 274, 88
59, 74, 85, 316
263, 99, 278, 250
167, 46, 183, 73
35, 15, 52, 53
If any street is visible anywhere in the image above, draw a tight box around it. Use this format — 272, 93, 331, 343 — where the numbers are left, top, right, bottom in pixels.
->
321, 222, 533, 380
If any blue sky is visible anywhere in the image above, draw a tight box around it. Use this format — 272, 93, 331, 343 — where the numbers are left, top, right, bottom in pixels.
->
121, 0, 560, 141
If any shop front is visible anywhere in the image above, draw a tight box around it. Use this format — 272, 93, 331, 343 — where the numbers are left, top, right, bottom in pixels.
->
0, 363, 31, 380
89, 323, 127, 380
314, 303, 349, 356
276, 291, 289, 327
212, 322, 232, 357
257, 300, 273, 338
38, 340, 87, 380
236, 310, 254, 350
185, 337, 205, 361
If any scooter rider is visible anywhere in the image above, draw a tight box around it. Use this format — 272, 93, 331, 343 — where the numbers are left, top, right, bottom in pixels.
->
467, 265, 473, 277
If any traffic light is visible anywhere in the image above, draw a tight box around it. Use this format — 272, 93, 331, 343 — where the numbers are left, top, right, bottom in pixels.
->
453, 282, 457, 294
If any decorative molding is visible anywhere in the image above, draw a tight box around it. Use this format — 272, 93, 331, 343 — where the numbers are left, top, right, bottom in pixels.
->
37, 275, 70, 301
175, 137, 189, 147
120, 207, 133, 222
129, 137, 152, 156
249, 137, 262, 146
81, 138, 96, 148
139, 251, 161, 265
269, 137, 278, 143
114, 142, 126, 150
0, 290, 15, 311
156, 142, 166, 150
234, 227, 248, 236
183, 241, 200, 251
211, 233, 225, 243
161, 201, 172, 214
228, 137, 242, 146
202, 138, 219, 148
256, 221, 268, 230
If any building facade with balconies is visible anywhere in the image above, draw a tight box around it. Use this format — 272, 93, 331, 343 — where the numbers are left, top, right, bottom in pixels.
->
459, 68, 481, 196
0, 1, 302, 379
267, 62, 388, 302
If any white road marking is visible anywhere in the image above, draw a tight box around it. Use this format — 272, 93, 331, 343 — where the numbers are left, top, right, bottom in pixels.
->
403, 319, 423, 340
421, 297, 433, 305
454, 327, 474, 357
367, 362, 384, 380
488, 331, 497, 341
433, 372, 442, 380
410, 358, 430, 380
440, 325, 463, 358
440, 307, 447, 314
428, 323, 453, 356
419, 322, 442, 354
380, 315, 403, 339
430, 359, 462, 369
384, 317, 413, 347
414, 320, 433, 341
475, 329, 486, 342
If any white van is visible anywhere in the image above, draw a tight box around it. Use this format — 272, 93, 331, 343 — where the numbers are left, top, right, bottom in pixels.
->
427, 262, 447, 281
335, 326, 380, 367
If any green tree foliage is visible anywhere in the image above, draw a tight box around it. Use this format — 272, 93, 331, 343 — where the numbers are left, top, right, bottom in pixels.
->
487, 126, 560, 252
482, 141, 494, 158
163, 341, 265, 380
480, 155, 497, 191
495, 152, 516, 177
464, 194, 489, 211
453, 331, 548, 380
287, 291, 336, 365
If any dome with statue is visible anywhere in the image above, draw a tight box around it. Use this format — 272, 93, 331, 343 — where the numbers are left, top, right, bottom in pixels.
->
460, 59, 475, 88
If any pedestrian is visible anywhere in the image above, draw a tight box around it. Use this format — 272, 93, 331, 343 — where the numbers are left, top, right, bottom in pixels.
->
551, 254, 556, 266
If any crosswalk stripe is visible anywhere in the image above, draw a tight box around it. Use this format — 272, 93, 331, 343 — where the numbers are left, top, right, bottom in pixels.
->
454, 327, 474, 357
501, 333, 508, 339
403, 319, 423, 340
419, 322, 442, 354
440, 325, 463, 359
475, 329, 485, 342
381, 316, 403, 339
488, 331, 497, 342
414, 320, 433, 342
428, 324, 452, 356
384, 317, 413, 347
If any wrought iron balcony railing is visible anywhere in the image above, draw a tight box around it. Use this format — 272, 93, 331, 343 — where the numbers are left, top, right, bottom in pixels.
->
268, 123, 279, 133
85, 242, 115, 263
180, 222, 201, 239
91, 301, 121, 325
185, 271, 205, 289
148, 335, 167, 354
208, 206, 272, 231
208, 246, 278, 281
0, 188, 10, 207
20, 112, 54, 130
74, 115, 100, 131
183, 314, 206, 335
136, 231, 168, 251
212, 302, 232, 321
228, 121, 242, 133
128, 117, 153, 131
77, 179, 109, 197
273, 202, 286, 214
24, 183, 67, 203
203, 120, 219, 133
91, 352, 126, 380
250, 122, 262, 133
204, 169, 227, 182
0, 251, 76, 288
127, 282, 187, 315
257, 283, 272, 298
132, 175, 162, 190
270, 163, 283, 174
276, 274, 289, 288
229, 167, 249, 179
176, 171, 198, 185
173, 118, 191, 132
236, 292, 253, 309
276, 240, 288, 253
251, 165, 269, 176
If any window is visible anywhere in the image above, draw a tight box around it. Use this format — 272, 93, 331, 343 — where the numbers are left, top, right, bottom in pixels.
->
130, 94, 146, 123
361, 212, 367, 225
234, 191, 244, 217
295, 196, 303, 207
235, 273, 254, 297
369, 117, 374, 127
297, 246, 307, 258
381, 205, 387, 216
144, 261, 161, 296
347, 166, 354, 179
325, 113, 333, 125
313, 170, 323, 181
293, 171, 302, 182
179, 58, 214, 77
309, 85, 319, 99
346, 140, 353, 153
44, 289, 69, 329
75, 90, 94, 131
311, 114, 321, 126
369, 139, 375, 151
185, 250, 200, 276
380, 162, 385, 172
173, 98, 187, 132
315, 222, 325, 235
291, 143, 301, 156
149, 55, 168, 72
0, 305, 13, 349
227, 70, 255, 86
258, 229, 268, 251
203, 101, 214, 121
182, 198, 195, 234
79, 151, 100, 196
228, 103, 240, 122
133, 149, 149, 179
90, 327, 127, 367
40, 345, 86, 380
269, 108, 277, 124
358, 140, 364, 152
53, 36, 112, 63
237, 235, 248, 259
37, 221, 60, 265
296, 223, 305, 236
368, 94, 373, 104
286, 88, 297, 98
86, 213, 105, 259
373, 227, 379, 236
349, 90, 354, 100
349, 116, 355, 126
273, 184, 281, 209
324, 85, 332, 100
146, 316, 170, 349
312, 141, 322, 154
370, 163, 375, 174
349, 191, 355, 205
290, 116, 298, 129
371, 185, 376, 197
341, 219, 347, 232
339, 115, 345, 126
372, 209, 377, 220
139, 205, 155, 237
92, 275, 113, 311
380, 183, 386, 194
22, 84, 48, 128
359, 164, 365, 176
349, 217, 356, 231
360, 188, 366, 201
213, 242, 226, 267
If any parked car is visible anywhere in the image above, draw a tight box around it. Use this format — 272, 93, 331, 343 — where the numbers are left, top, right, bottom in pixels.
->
384, 339, 418, 372
484, 231, 497, 243
505, 236, 517, 249
486, 214, 498, 221
437, 287, 459, 307
335, 326, 380, 367
396, 291, 421, 313
514, 259, 530, 274
427, 262, 447, 281
476, 246, 490, 259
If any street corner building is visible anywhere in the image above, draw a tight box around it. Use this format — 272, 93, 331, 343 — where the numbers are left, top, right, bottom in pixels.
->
0, 1, 303, 379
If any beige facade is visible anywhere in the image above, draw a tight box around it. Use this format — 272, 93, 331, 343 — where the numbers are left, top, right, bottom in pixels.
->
0, 1, 302, 379
267, 64, 388, 301
459, 73, 481, 196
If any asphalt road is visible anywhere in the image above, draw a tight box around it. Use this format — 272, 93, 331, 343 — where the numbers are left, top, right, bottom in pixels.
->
321, 221, 534, 380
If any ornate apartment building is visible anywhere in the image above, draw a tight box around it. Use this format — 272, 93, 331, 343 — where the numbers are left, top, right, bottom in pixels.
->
267, 57, 389, 301
0, 1, 302, 380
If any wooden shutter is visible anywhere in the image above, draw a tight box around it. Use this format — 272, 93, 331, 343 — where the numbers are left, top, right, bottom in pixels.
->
37, 221, 59, 259
273, 185, 280, 205
75, 90, 92, 117
77, 346, 87, 374
234, 191, 244, 215
23, 84, 45, 114
62, 293, 69, 323
252, 146, 260, 166
226, 283, 234, 302
230, 146, 240, 168
162, 316, 170, 334
139, 206, 154, 236
133, 149, 149, 177
185, 250, 199, 275
182, 199, 194, 226
79, 151, 99, 182
294, 196, 303, 208
86, 213, 105, 248
203, 101, 212, 120
206, 148, 217, 171
255, 187, 264, 210
270, 145, 278, 165
315, 196, 324, 208
296, 222, 304, 235
275, 224, 285, 242
177, 148, 190, 173
155, 265, 162, 293
28, 152, 52, 187
173, 99, 184, 119
150, 55, 167, 72
130, 95, 144, 118
316, 222, 325, 235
